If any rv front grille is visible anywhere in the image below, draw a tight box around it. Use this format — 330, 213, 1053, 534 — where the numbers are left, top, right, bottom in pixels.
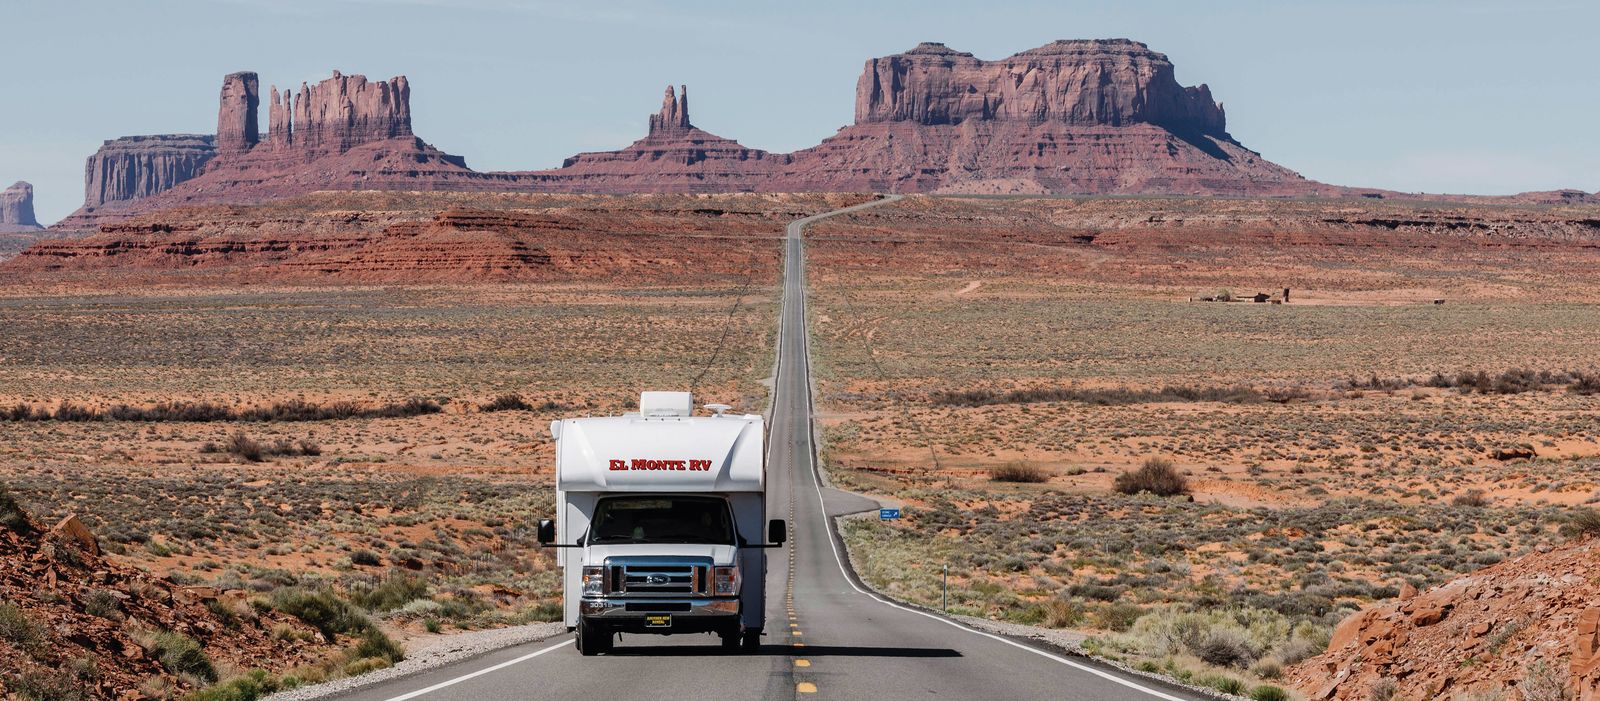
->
604, 563, 710, 596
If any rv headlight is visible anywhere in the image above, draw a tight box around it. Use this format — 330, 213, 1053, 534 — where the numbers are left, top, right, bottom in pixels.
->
582, 566, 604, 597
713, 565, 740, 596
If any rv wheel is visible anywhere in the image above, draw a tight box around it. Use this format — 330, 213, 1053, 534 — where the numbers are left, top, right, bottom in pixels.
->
719, 629, 740, 650
741, 628, 761, 651
577, 619, 611, 656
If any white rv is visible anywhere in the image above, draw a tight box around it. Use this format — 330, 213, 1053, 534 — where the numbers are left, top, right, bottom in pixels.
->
538, 391, 785, 655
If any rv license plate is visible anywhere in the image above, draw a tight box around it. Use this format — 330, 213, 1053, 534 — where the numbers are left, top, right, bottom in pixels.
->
645, 615, 672, 628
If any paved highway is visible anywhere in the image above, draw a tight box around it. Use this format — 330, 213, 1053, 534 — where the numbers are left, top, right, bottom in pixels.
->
332, 197, 1207, 700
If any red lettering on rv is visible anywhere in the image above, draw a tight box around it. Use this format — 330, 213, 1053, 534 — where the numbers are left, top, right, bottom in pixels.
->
606, 459, 714, 472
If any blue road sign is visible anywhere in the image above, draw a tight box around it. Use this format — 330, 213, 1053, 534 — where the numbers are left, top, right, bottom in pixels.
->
879, 508, 901, 520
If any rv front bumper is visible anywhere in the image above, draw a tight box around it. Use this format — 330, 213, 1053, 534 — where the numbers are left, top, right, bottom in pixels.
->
580, 598, 740, 632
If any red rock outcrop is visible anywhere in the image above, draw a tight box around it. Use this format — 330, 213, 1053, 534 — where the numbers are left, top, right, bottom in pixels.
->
265, 71, 412, 157
216, 71, 260, 155
526, 84, 788, 193
0, 181, 40, 231
69, 134, 217, 220
529, 40, 1322, 196
57, 71, 491, 229
648, 85, 692, 134
853, 41, 1225, 133
5, 192, 869, 284
1289, 538, 1600, 700
770, 40, 1319, 195
0, 495, 336, 698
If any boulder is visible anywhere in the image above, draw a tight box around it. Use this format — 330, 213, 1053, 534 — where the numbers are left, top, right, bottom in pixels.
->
49, 514, 99, 557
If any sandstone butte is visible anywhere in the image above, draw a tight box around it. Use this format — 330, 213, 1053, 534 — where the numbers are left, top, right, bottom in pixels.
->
47, 39, 1600, 231
0, 181, 41, 232
1289, 536, 1600, 701
50, 39, 1361, 230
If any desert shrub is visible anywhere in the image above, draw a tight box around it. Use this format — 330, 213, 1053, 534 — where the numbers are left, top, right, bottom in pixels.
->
1452, 490, 1491, 508
479, 394, 533, 412
1562, 507, 1600, 539
187, 670, 280, 701
1071, 584, 1126, 602
1250, 685, 1289, 701
52, 402, 96, 421
349, 550, 381, 567
221, 432, 321, 461
342, 657, 390, 676
1113, 458, 1189, 497
0, 484, 34, 533
930, 385, 1265, 408
989, 461, 1049, 483
8, 667, 84, 701
1097, 603, 1144, 632
359, 398, 442, 420
7, 398, 442, 423
350, 575, 429, 613
1572, 372, 1600, 395
1520, 660, 1569, 701
1191, 627, 1260, 668
149, 631, 216, 683
82, 590, 121, 620
0, 602, 48, 654
350, 629, 405, 664
1250, 657, 1283, 680
1201, 675, 1246, 695
1039, 598, 1084, 628
269, 589, 370, 642
1274, 633, 1324, 665
524, 600, 563, 623
226, 432, 263, 462
1368, 678, 1398, 701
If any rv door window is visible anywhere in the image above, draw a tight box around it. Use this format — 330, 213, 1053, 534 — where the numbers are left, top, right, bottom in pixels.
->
588, 496, 735, 545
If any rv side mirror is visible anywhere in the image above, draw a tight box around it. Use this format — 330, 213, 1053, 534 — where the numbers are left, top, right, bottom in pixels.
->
536, 519, 556, 546
767, 519, 787, 546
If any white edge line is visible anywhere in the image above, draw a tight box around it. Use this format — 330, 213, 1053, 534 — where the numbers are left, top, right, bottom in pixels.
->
380, 639, 571, 701
789, 200, 1191, 701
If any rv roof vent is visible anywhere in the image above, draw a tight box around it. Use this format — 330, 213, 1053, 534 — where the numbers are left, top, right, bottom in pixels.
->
640, 391, 693, 418
704, 403, 732, 416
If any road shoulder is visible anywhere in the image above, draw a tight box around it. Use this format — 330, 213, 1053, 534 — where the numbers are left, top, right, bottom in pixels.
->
264, 622, 566, 701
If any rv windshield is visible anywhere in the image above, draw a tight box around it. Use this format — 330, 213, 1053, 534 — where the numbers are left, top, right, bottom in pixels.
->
587, 496, 735, 545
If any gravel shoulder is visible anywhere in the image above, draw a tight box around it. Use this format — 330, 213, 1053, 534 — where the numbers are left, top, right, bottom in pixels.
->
265, 622, 566, 701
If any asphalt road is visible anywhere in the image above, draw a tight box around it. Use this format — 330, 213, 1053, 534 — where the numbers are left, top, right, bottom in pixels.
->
332, 197, 1209, 700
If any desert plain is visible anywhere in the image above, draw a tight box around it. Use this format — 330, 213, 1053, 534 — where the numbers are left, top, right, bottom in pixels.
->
3, 191, 1600, 699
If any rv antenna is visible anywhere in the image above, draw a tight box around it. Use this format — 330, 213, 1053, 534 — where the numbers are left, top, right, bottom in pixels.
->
704, 403, 732, 416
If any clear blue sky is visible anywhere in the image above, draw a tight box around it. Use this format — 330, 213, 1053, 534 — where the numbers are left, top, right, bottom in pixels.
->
2, 0, 1596, 223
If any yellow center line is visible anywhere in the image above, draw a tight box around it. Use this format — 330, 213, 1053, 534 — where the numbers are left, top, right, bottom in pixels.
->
795, 659, 811, 667
797, 682, 817, 694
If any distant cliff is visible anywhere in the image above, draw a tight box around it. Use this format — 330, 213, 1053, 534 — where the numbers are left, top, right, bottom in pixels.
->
55, 39, 1356, 229
854, 40, 1226, 133
0, 181, 41, 231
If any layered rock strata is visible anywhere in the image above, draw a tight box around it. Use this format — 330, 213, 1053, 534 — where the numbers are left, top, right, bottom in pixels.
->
79, 135, 217, 210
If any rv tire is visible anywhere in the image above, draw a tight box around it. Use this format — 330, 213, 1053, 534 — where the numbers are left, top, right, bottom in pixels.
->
577, 619, 611, 656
